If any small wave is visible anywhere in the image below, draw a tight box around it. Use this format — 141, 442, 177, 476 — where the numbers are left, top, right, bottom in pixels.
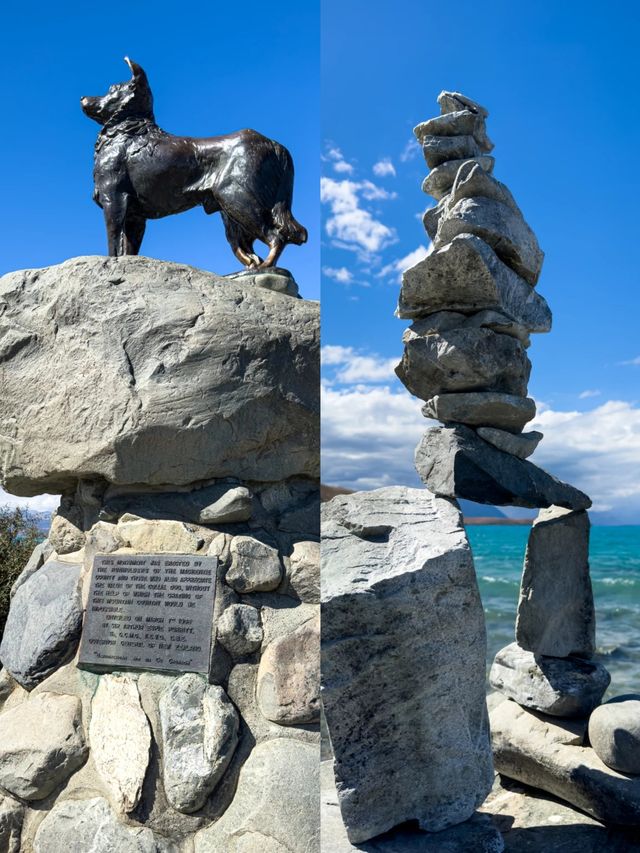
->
597, 578, 638, 587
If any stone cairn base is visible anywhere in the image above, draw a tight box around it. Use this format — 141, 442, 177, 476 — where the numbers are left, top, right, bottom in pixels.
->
0, 257, 320, 852
322, 90, 639, 850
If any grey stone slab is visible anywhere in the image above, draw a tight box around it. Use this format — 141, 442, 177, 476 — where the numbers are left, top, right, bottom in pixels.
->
102, 483, 252, 525
0, 255, 319, 497
423, 392, 537, 432
438, 90, 489, 118
491, 699, 640, 826
589, 695, 640, 774
321, 762, 504, 852
193, 738, 320, 853
0, 692, 88, 800
397, 324, 531, 399
422, 157, 495, 200
159, 674, 239, 813
421, 134, 482, 169
477, 427, 542, 459
490, 643, 609, 717
0, 559, 82, 689
435, 197, 544, 285
322, 487, 493, 843
414, 110, 493, 152
78, 554, 217, 675
33, 796, 173, 853
415, 425, 592, 510
516, 507, 595, 657
398, 234, 551, 333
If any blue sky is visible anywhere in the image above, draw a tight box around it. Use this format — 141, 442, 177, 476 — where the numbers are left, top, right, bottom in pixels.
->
321, 0, 640, 523
0, 1, 319, 295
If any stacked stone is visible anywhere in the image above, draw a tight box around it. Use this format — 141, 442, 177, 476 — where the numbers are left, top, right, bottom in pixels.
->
396, 90, 590, 511
0, 256, 320, 853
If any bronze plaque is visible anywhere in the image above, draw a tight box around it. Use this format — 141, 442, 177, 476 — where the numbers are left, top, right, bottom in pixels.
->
78, 554, 217, 674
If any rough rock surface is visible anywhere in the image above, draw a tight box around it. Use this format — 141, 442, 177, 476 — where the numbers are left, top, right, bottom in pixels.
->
322, 487, 493, 843
0, 559, 83, 689
477, 427, 542, 459
516, 506, 595, 657
286, 539, 320, 603
159, 674, 239, 813
9, 540, 51, 599
490, 643, 610, 717
117, 518, 204, 553
422, 157, 495, 200
438, 90, 488, 118
414, 110, 493, 151
415, 425, 592, 510
89, 675, 152, 813
193, 738, 320, 853
257, 613, 320, 725
421, 134, 482, 169
589, 695, 640, 774
398, 235, 551, 329
102, 483, 252, 525
435, 198, 544, 285
0, 255, 319, 496
226, 535, 283, 593
33, 796, 170, 853
49, 513, 86, 554
321, 762, 504, 853
397, 324, 531, 399
491, 699, 640, 826
422, 391, 536, 431
0, 793, 23, 853
215, 603, 263, 658
0, 692, 87, 799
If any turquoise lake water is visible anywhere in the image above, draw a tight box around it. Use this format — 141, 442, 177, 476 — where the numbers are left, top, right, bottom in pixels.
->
467, 524, 640, 696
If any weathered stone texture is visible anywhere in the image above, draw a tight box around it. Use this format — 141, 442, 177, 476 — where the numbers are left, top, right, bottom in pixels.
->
516, 506, 595, 657
322, 487, 492, 843
0, 255, 319, 496
588, 695, 640, 774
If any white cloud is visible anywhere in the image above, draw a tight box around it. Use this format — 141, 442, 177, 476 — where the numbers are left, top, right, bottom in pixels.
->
322, 345, 398, 384
0, 489, 59, 513
620, 356, 640, 366
333, 160, 354, 174
579, 389, 601, 399
373, 158, 396, 177
400, 137, 420, 162
322, 266, 354, 284
379, 244, 430, 281
321, 177, 397, 256
324, 145, 354, 175
321, 382, 426, 490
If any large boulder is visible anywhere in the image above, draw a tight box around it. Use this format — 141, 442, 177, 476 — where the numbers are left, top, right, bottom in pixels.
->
322, 487, 493, 843
0, 256, 319, 496
516, 506, 595, 657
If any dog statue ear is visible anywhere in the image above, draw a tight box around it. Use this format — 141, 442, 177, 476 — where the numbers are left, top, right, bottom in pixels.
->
124, 57, 148, 83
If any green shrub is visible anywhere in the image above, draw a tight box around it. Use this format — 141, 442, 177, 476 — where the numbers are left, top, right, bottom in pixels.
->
0, 506, 40, 639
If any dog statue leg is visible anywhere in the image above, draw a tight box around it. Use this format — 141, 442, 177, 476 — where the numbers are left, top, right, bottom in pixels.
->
259, 237, 285, 269
123, 212, 146, 255
102, 193, 130, 257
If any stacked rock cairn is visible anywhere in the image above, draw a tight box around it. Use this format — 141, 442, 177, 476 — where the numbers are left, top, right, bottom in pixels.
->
397, 91, 640, 831
0, 256, 320, 852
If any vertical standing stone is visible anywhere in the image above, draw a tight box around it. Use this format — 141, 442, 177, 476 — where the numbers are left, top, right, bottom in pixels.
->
516, 506, 595, 658
321, 487, 493, 844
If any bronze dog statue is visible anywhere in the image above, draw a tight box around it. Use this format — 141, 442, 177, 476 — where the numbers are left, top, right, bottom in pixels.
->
81, 58, 307, 268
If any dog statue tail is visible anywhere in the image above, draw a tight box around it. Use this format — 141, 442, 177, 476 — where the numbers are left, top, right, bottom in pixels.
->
272, 145, 308, 246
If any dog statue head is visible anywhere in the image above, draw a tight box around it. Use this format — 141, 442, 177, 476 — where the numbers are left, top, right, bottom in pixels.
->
81, 57, 154, 126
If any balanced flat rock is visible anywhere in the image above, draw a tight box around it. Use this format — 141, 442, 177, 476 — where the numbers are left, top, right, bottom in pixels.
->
398, 234, 551, 332
435, 197, 544, 285
0, 255, 319, 496
491, 699, 640, 826
490, 643, 609, 717
396, 324, 531, 400
322, 487, 493, 843
516, 506, 595, 657
415, 425, 592, 510
477, 427, 542, 459
422, 391, 536, 431
422, 157, 495, 200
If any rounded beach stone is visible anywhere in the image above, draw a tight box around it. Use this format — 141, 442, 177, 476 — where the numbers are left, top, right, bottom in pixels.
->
589, 694, 640, 774
225, 536, 282, 593
216, 603, 263, 658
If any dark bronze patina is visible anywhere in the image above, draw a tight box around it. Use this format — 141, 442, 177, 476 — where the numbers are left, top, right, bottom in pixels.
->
81, 58, 307, 267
